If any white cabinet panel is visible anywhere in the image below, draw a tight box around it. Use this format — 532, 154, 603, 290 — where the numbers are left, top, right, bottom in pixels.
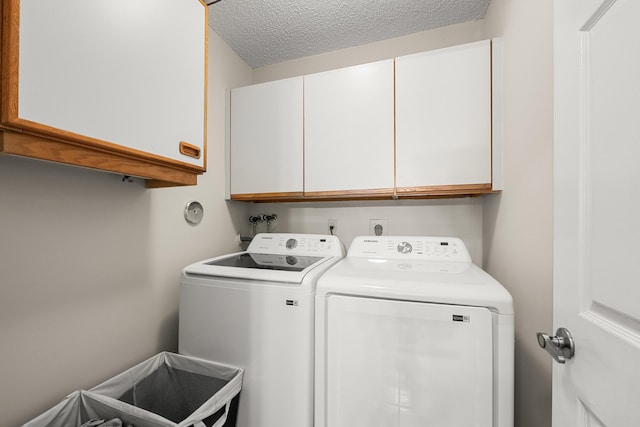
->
230, 77, 304, 195
396, 40, 492, 188
304, 60, 395, 193
17, 0, 206, 168
227, 39, 497, 200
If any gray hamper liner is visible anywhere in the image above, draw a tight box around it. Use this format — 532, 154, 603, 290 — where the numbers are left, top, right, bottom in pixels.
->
23, 352, 243, 427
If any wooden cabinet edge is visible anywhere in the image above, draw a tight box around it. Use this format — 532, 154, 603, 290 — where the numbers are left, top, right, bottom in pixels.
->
1, 118, 205, 170
230, 185, 497, 202
395, 183, 493, 197
1, 130, 200, 187
1, 0, 18, 124
304, 188, 395, 201
231, 192, 305, 202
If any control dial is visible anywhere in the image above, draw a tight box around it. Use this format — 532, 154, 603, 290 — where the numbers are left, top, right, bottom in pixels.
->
397, 241, 413, 254
286, 239, 298, 250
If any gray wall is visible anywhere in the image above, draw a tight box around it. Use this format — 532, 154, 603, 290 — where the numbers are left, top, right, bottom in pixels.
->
482, 0, 554, 426
0, 31, 253, 426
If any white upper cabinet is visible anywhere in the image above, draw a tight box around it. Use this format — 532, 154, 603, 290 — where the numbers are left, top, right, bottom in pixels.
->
304, 60, 395, 195
1, 0, 207, 186
227, 39, 499, 201
395, 40, 492, 190
230, 77, 304, 197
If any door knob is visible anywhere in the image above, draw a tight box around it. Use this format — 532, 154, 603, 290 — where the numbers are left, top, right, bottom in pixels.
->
536, 327, 575, 364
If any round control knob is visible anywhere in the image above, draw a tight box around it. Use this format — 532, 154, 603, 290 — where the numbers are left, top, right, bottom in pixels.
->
286, 239, 298, 250
397, 242, 413, 254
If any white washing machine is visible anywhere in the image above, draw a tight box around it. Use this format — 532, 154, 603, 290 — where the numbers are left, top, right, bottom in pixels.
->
314, 236, 514, 427
179, 233, 345, 427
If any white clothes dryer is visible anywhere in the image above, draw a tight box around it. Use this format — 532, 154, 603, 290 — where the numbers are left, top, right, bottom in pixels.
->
314, 236, 514, 427
179, 233, 345, 427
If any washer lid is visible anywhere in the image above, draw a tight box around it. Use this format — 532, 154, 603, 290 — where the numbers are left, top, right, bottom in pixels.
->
184, 252, 337, 284
207, 252, 323, 271
183, 233, 345, 284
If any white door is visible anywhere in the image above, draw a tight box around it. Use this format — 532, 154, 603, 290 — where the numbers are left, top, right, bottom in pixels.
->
553, 0, 640, 425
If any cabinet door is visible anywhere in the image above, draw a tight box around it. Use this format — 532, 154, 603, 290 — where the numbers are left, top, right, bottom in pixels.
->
395, 40, 491, 190
230, 77, 304, 197
2, 0, 206, 184
304, 60, 395, 196
17, 0, 206, 168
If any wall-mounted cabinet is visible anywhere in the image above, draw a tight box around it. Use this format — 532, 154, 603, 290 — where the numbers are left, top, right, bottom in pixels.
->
0, 0, 208, 187
228, 39, 502, 201
304, 60, 395, 199
229, 77, 304, 200
395, 39, 493, 197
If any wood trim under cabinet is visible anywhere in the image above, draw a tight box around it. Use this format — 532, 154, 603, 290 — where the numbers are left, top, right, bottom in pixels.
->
231, 191, 305, 202
230, 184, 497, 202
0, 130, 197, 187
2, 118, 206, 173
395, 183, 493, 197
304, 188, 396, 201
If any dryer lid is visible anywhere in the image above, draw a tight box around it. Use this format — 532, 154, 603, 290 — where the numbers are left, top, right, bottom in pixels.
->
317, 236, 514, 314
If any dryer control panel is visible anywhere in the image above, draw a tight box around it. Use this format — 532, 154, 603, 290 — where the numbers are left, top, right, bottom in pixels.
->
347, 236, 472, 262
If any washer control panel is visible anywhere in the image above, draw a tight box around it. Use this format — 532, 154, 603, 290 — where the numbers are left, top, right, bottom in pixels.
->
247, 233, 344, 257
348, 236, 471, 262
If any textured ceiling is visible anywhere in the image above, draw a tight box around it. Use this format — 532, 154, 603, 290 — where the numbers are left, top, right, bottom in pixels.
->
208, 0, 491, 69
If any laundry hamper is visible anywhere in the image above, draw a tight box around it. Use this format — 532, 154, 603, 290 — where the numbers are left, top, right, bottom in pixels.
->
23, 352, 243, 427
22, 390, 193, 427
90, 352, 243, 427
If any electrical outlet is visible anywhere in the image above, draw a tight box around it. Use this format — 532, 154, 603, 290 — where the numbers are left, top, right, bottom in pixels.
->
369, 219, 388, 236
328, 219, 337, 235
